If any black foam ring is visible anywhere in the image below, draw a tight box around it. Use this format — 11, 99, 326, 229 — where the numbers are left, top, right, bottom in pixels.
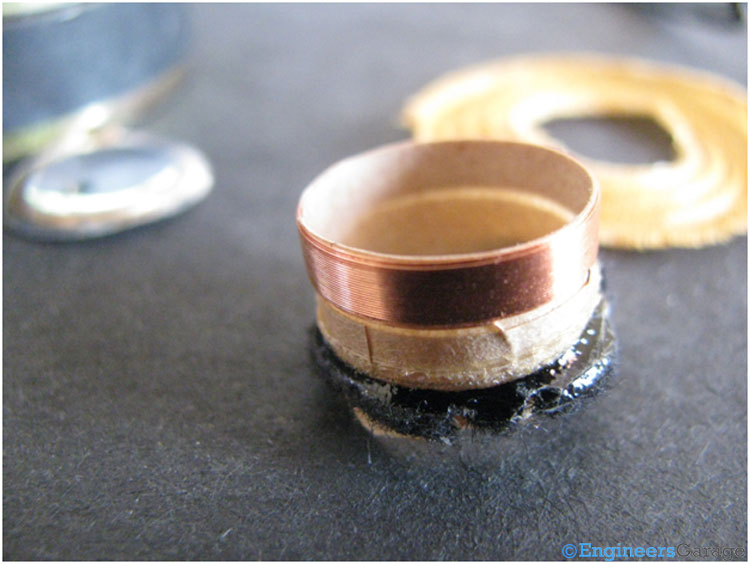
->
311, 299, 617, 442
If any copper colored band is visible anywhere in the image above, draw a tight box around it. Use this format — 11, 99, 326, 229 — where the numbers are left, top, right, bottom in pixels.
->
297, 140, 599, 327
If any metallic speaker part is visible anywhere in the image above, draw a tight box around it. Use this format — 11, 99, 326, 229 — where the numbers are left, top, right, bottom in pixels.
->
3, 3, 189, 161
297, 140, 599, 328
5, 129, 214, 241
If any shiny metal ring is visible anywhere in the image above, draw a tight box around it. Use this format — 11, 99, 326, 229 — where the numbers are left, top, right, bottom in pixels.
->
297, 140, 599, 327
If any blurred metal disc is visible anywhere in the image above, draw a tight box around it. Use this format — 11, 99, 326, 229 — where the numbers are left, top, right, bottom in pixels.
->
5, 129, 214, 241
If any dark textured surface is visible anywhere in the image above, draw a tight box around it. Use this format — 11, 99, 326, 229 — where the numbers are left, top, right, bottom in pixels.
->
312, 299, 617, 442
3, 4, 747, 560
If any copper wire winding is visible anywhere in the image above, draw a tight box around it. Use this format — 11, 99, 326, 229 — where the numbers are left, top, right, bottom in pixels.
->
297, 140, 600, 328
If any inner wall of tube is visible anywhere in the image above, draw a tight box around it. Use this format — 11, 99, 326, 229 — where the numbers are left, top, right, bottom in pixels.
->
338, 186, 574, 255
300, 142, 594, 255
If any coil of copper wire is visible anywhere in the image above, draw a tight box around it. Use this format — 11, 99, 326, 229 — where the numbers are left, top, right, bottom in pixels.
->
298, 140, 599, 328
298, 140, 616, 439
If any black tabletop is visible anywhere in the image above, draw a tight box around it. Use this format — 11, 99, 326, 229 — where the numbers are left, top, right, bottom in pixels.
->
4, 4, 747, 560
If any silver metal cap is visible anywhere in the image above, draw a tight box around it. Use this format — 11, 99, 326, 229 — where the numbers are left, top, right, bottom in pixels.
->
5, 128, 214, 241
